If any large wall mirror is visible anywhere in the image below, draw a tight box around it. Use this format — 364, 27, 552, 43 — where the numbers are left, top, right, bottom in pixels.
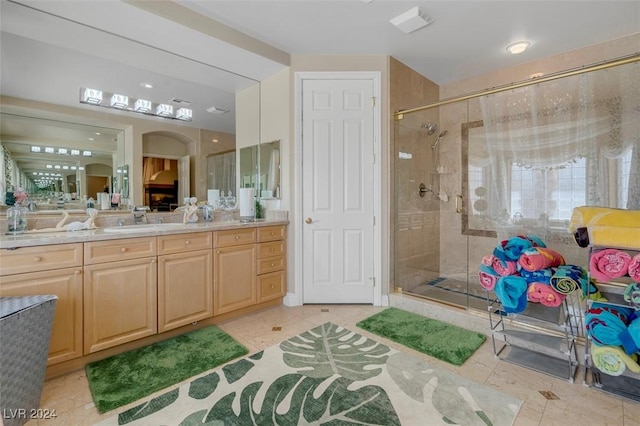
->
1, 1, 283, 211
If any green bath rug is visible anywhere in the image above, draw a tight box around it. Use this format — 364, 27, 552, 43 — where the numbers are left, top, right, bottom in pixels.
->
356, 307, 486, 366
86, 325, 248, 413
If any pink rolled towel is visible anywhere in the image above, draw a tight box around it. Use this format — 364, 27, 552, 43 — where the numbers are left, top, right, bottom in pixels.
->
518, 247, 565, 272
483, 255, 518, 276
590, 249, 632, 282
527, 282, 566, 307
629, 254, 640, 283
478, 264, 499, 290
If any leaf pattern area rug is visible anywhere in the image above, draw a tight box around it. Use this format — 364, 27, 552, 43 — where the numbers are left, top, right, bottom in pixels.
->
98, 322, 521, 425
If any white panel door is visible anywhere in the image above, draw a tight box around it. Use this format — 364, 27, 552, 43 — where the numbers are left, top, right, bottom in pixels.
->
302, 78, 375, 304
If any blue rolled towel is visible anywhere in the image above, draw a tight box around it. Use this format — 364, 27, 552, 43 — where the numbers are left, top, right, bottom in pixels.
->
494, 275, 528, 313
493, 236, 534, 262
586, 305, 631, 346
618, 317, 640, 355
520, 268, 553, 285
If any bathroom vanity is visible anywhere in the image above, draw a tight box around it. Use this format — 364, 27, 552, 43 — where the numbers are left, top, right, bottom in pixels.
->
0, 220, 287, 378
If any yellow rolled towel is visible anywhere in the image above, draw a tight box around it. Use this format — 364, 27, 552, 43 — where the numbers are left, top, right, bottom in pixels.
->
570, 207, 640, 249
591, 343, 640, 376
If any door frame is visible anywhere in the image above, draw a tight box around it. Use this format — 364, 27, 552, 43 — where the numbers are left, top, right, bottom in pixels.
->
291, 71, 382, 306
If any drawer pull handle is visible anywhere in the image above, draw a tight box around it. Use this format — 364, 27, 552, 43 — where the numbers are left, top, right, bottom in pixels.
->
185, 240, 190, 245
33, 256, 41, 262
270, 247, 275, 252
271, 232, 275, 236
270, 263, 275, 267
74, 269, 81, 275
235, 235, 240, 240
120, 247, 128, 253
270, 285, 275, 289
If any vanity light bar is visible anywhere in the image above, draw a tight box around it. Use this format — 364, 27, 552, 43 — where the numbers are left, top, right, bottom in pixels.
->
80, 87, 192, 122
31, 147, 90, 157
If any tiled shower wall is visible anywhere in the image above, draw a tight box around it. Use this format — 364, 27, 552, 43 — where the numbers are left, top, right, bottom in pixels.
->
389, 58, 441, 289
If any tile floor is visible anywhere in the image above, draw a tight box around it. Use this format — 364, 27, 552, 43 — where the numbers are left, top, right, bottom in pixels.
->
21, 303, 640, 426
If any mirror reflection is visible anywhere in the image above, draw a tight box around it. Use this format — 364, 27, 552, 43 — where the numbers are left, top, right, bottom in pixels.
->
259, 140, 281, 199
1, 112, 123, 211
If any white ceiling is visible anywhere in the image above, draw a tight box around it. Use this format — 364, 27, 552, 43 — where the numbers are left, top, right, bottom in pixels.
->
178, 0, 640, 85
1, 0, 639, 133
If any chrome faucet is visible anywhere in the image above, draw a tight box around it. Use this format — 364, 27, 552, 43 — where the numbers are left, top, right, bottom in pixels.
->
132, 206, 149, 224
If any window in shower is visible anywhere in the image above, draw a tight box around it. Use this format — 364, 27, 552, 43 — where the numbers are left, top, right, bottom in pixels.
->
510, 158, 586, 223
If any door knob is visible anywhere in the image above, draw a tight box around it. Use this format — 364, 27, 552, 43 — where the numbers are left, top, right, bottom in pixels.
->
305, 217, 313, 224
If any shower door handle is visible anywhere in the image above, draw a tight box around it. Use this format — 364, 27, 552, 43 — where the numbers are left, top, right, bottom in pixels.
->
455, 194, 463, 214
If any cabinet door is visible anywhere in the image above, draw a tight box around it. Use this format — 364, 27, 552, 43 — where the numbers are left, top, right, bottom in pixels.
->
0, 267, 83, 365
214, 244, 256, 315
84, 257, 157, 354
158, 249, 213, 332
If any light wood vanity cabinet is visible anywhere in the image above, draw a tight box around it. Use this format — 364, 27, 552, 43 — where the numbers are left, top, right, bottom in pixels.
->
158, 232, 213, 332
213, 228, 257, 315
257, 226, 286, 303
0, 243, 84, 365
83, 237, 158, 354
0, 222, 287, 374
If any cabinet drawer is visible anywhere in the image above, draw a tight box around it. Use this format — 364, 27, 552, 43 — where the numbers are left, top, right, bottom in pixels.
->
257, 255, 285, 275
257, 225, 285, 242
258, 270, 286, 302
257, 240, 285, 258
84, 237, 157, 265
158, 232, 212, 255
214, 228, 256, 247
0, 243, 83, 276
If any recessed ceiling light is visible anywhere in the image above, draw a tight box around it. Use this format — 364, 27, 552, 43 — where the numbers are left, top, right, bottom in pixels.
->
506, 41, 531, 54
140, 83, 153, 89
530, 72, 545, 79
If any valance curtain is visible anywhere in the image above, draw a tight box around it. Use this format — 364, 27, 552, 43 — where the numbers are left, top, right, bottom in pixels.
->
475, 61, 640, 227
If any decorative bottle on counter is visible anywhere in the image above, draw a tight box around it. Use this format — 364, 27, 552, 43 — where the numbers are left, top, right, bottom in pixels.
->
6, 203, 28, 234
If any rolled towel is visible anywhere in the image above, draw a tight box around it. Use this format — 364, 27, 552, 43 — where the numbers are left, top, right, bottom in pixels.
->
629, 253, 640, 282
494, 275, 528, 313
550, 265, 585, 295
586, 305, 631, 346
519, 268, 553, 285
518, 247, 565, 272
591, 343, 640, 376
624, 283, 640, 309
527, 282, 566, 307
493, 236, 534, 262
618, 317, 640, 355
481, 255, 494, 267
590, 248, 632, 282
491, 256, 518, 276
478, 264, 499, 291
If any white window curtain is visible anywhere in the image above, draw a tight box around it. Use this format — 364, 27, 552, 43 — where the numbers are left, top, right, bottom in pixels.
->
207, 151, 236, 195
474, 61, 639, 234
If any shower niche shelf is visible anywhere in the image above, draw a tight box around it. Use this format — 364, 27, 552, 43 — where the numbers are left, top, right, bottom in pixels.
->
488, 294, 580, 382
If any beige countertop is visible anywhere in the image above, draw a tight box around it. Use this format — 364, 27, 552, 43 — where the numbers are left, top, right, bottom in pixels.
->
0, 219, 289, 249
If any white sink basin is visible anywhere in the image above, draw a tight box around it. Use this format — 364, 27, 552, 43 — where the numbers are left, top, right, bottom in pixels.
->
102, 223, 186, 233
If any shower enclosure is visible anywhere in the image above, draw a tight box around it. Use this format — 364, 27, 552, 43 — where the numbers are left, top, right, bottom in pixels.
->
393, 55, 640, 312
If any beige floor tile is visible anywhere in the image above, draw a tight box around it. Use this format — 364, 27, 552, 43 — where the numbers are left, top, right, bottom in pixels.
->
26, 303, 635, 425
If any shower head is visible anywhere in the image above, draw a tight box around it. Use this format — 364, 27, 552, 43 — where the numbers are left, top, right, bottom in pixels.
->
431, 129, 448, 149
422, 123, 438, 135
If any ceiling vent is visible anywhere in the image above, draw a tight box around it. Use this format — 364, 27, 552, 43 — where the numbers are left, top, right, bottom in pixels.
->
206, 106, 229, 115
390, 7, 433, 34
169, 97, 193, 106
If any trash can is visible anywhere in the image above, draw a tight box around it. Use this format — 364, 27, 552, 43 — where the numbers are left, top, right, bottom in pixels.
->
0, 295, 57, 426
